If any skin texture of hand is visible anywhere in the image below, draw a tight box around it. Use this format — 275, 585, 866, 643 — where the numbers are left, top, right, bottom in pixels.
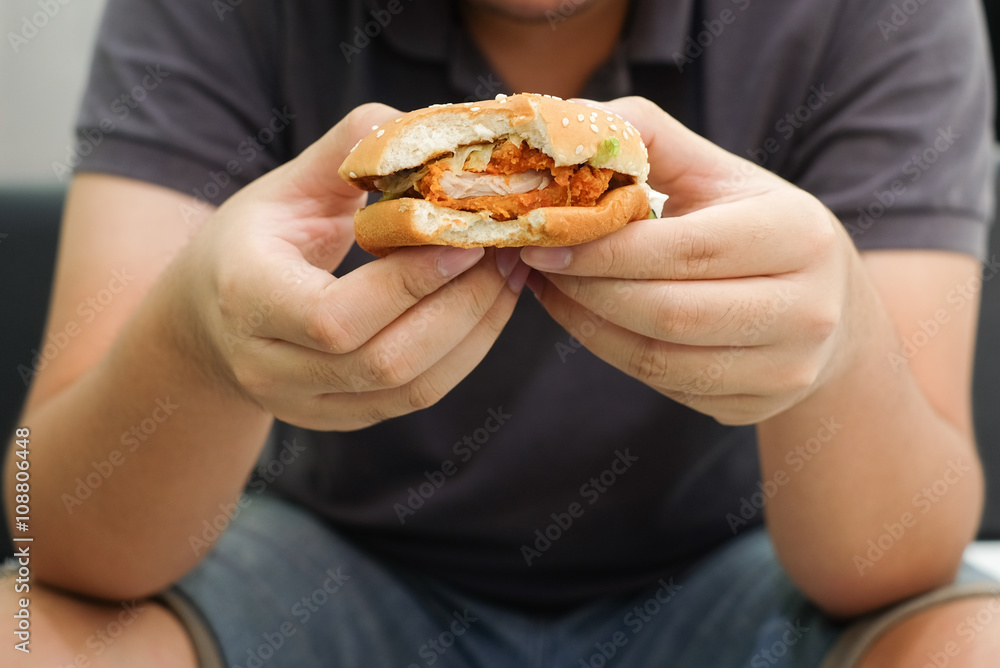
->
522, 96, 853, 425
521, 96, 985, 616
183, 102, 530, 431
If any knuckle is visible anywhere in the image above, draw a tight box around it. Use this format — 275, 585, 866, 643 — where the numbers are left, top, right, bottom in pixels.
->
403, 376, 444, 412
672, 228, 718, 279
457, 280, 498, 319
776, 359, 822, 397
384, 269, 436, 313
626, 340, 672, 386
594, 238, 630, 276
231, 363, 270, 401
805, 304, 840, 342
303, 302, 359, 353
304, 357, 351, 391
650, 286, 701, 341
360, 344, 417, 389
357, 403, 392, 430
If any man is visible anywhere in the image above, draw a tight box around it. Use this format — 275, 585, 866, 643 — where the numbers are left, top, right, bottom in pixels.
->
4, 0, 1000, 665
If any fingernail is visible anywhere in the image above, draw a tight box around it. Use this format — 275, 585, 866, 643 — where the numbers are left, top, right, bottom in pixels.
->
521, 247, 572, 272
507, 262, 531, 293
437, 246, 485, 277
495, 247, 521, 278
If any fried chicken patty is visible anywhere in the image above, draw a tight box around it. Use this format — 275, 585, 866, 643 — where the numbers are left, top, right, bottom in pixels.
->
416, 141, 615, 221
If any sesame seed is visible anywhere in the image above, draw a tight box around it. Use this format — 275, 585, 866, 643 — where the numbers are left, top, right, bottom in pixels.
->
471, 106, 480, 111
376, 129, 385, 138
349, 171, 357, 179
395, 118, 402, 123
576, 144, 584, 155
562, 117, 569, 127
610, 124, 618, 131
349, 139, 361, 153
371, 125, 379, 131
495, 93, 507, 100
607, 116, 614, 122
590, 123, 599, 133
577, 114, 585, 122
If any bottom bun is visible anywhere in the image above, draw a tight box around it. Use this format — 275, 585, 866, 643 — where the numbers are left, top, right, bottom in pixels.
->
354, 184, 649, 257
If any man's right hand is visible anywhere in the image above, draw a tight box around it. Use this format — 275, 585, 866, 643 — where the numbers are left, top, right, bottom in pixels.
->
5, 103, 527, 599
182, 102, 530, 431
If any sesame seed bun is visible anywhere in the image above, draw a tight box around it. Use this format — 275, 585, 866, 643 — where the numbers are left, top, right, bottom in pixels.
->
339, 93, 651, 256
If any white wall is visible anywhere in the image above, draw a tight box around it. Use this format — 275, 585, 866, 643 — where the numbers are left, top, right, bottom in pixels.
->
0, 0, 108, 185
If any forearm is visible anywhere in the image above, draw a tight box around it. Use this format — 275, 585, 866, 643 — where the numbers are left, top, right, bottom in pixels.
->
758, 266, 983, 617
4, 249, 272, 600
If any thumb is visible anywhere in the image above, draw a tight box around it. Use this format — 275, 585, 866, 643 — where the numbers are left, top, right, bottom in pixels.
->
287, 102, 405, 204
582, 96, 770, 198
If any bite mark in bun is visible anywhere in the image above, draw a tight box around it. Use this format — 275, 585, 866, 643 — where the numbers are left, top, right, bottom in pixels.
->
339, 93, 655, 257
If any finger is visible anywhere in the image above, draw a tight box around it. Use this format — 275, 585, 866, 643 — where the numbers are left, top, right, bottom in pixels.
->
522, 194, 821, 280
287, 102, 404, 203
532, 277, 801, 399
540, 272, 799, 346
246, 244, 486, 353
277, 263, 528, 431
595, 96, 776, 196
252, 251, 527, 394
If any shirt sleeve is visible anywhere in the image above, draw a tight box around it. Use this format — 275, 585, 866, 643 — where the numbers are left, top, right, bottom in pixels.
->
72, 0, 286, 206
784, 0, 995, 259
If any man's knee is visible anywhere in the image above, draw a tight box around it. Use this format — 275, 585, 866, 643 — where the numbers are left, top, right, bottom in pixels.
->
0, 571, 198, 667
857, 595, 1000, 668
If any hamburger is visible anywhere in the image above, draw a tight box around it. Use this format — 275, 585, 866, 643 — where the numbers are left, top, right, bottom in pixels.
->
338, 93, 654, 257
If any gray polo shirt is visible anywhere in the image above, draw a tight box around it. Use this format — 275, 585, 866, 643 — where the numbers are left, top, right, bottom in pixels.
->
74, 0, 993, 608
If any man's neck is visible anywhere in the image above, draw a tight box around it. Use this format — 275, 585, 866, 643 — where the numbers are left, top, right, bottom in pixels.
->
461, 0, 631, 100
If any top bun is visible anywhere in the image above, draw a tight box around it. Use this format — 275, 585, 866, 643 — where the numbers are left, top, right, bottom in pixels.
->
338, 93, 649, 186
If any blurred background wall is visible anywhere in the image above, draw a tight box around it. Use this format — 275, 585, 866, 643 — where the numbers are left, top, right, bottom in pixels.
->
0, 0, 107, 184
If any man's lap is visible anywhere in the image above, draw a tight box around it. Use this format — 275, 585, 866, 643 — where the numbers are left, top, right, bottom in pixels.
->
160, 493, 999, 668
